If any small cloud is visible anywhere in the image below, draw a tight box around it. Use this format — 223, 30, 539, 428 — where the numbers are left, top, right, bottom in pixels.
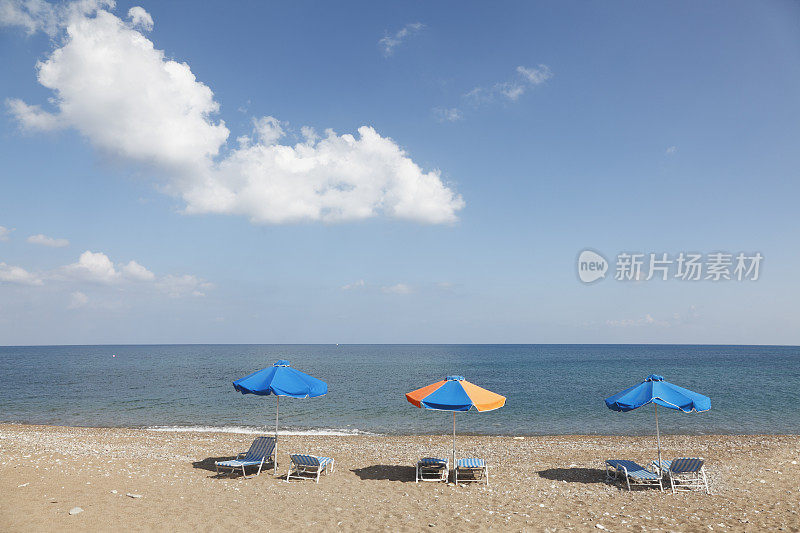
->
0, 226, 13, 242
516, 65, 553, 85
381, 283, 412, 294
0, 262, 43, 286
60, 251, 203, 295
666, 146, 678, 155
464, 64, 553, 107
127, 6, 153, 32
121, 260, 155, 281
63, 251, 120, 284
67, 291, 88, 309
27, 234, 69, 247
156, 274, 212, 298
341, 279, 366, 291
435, 281, 458, 293
606, 313, 671, 328
6, 98, 64, 131
432, 107, 463, 123
379, 22, 424, 56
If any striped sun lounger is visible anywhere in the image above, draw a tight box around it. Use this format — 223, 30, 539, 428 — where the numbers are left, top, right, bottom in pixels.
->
455, 457, 489, 485
214, 436, 275, 478
286, 454, 335, 483
416, 457, 449, 483
605, 459, 663, 491
652, 457, 709, 494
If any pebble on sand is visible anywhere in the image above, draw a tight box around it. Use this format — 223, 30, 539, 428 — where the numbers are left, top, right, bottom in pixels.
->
126, 493, 143, 498
69, 507, 83, 515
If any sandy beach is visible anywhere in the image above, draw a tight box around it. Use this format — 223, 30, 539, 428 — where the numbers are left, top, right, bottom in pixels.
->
0, 425, 797, 532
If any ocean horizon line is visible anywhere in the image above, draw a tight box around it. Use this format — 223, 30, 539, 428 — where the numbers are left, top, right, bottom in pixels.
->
3, 342, 799, 348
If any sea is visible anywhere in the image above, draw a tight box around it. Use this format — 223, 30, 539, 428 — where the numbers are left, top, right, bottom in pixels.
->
0, 344, 797, 436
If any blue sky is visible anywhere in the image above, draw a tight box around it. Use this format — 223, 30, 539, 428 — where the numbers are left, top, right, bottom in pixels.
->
0, 0, 798, 345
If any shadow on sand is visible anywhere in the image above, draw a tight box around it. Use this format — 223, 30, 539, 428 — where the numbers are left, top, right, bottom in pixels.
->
537, 467, 606, 484
192, 457, 275, 478
351, 465, 416, 482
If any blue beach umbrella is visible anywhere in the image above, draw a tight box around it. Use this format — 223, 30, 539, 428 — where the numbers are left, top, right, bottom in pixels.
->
233, 360, 327, 473
605, 374, 710, 468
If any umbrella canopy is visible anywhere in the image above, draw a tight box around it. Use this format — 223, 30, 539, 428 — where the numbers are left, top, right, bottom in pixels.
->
233, 360, 327, 474
605, 374, 710, 469
233, 360, 327, 398
406, 376, 505, 470
406, 375, 506, 412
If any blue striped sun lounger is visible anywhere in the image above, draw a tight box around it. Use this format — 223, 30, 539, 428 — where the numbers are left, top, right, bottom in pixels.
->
652, 457, 709, 494
286, 454, 335, 483
214, 436, 275, 478
416, 457, 449, 483
605, 459, 663, 491
455, 457, 489, 485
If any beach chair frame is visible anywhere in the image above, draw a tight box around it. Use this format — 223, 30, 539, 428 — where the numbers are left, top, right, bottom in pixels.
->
605, 460, 663, 492
286, 454, 335, 483
416, 458, 449, 483
455, 458, 489, 486
214, 436, 275, 479
653, 458, 709, 494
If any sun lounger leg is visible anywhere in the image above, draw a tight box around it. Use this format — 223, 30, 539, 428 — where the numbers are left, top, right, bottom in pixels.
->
702, 468, 709, 494
485, 465, 489, 486
622, 467, 631, 491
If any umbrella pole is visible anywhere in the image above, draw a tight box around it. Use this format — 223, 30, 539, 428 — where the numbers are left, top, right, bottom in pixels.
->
452, 411, 456, 475
274, 395, 280, 475
654, 403, 662, 470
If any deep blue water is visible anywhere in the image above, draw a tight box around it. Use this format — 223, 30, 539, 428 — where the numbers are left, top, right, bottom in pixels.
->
0, 344, 797, 435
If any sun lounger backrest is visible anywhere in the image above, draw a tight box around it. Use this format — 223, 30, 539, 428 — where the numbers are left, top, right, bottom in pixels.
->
669, 457, 704, 473
291, 454, 321, 466
244, 437, 275, 462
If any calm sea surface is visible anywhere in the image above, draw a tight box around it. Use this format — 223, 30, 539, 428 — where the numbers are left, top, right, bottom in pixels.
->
0, 345, 797, 435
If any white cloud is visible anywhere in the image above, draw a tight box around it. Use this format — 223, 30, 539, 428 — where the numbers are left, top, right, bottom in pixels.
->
379, 22, 423, 56
432, 107, 463, 123
0, 247, 207, 297
381, 283, 412, 294
341, 279, 366, 291
67, 290, 88, 309
205, 124, 463, 224
27, 233, 69, 247
465, 64, 552, 106
606, 313, 671, 328
516, 65, 553, 85
7, 5, 462, 225
63, 250, 120, 283
120, 260, 154, 281
61, 251, 190, 294
6, 99, 65, 131
156, 274, 211, 297
0, 0, 112, 36
0, 226, 12, 241
126, 5, 150, 31
341, 280, 417, 294
0, 262, 43, 285
666, 146, 678, 155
